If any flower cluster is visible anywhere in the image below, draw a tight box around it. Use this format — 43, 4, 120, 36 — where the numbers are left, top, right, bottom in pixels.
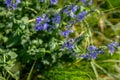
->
107, 42, 119, 53
81, 45, 103, 59
34, 13, 62, 31
80, 42, 119, 60
34, 14, 50, 31
5, 0, 20, 10
34, 0, 93, 56
62, 39, 75, 50
76, 11, 87, 22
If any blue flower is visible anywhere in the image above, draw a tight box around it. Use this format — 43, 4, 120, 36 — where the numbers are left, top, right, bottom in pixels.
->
52, 14, 61, 24
76, 11, 87, 22
5, 0, 12, 10
88, 0, 92, 5
81, 0, 92, 6
12, 4, 17, 10
107, 42, 119, 53
62, 30, 74, 37
62, 39, 75, 50
62, 7, 69, 13
35, 14, 50, 31
42, 23, 49, 30
87, 45, 96, 51
81, 0, 86, 3
71, 5, 80, 13
36, 17, 44, 24
62, 41, 74, 50
89, 52, 97, 59
16, 0, 20, 4
81, 46, 103, 59
5, 0, 20, 10
81, 52, 97, 59
35, 23, 49, 31
50, 0, 58, 5
107, 45, 115, 53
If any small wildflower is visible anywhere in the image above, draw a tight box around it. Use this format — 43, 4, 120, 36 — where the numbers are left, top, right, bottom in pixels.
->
87, 45, 96, 51
81, 0, 92, 6
76, 11, 87, 22
5, 0, 12, 10
81, 0, 86, 3
71, 5, 80, 13
62, 7, 69, 13
16, 0, 20, 4
50, 0, 58, 5
36, 17, 43, 24
62, 39, 75, 50
89, 52, 97, 59
35, 14, 50, 31
62, 30, 74, 37
12, 4, 17, 10
81, 46, 103, 59
52, 14, 61, 24
5, 0, 20, 10
35, 23, 49, 31
107, 42, 119, 53
88, 0, 92, 5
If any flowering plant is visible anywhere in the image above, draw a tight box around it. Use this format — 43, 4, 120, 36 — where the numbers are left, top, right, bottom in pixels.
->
0, 0, 119, 80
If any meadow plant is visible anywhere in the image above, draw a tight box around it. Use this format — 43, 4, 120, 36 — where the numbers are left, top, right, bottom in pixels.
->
0, 0, 119, 79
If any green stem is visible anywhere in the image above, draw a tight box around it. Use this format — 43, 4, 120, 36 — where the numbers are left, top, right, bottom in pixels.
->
27, 60, 36, 80
90, 60, 99, 80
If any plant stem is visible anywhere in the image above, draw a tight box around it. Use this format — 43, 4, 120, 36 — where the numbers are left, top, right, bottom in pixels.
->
90, 59, 99, 80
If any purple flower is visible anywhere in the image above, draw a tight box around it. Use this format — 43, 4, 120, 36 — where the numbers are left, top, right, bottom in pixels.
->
62, 8, 69, 13
5, 0, 21, 10
112, 42, 119, 46
36, 17, 43, 24
52, 14, 61, 24
76, 11, 87, 22
81, 54, 89, 59
81, 0, 86, 3
81, 46, 103, 59
88, 0, 92, 5
62, 41, 74, 50
89, 52, 97, 59
97, 50, 103, 54
62, 39, 75, 50
107, 45, 115, 53
71, 5, 80, 13
50, 0, 58, 5
16, 0, 20, 4
87, 45, 96, 51
35, 14, 50, 31
43, 23, 49, 30
12, 4, 17, 10
62, 30, 74, 37
81, 0, 92, 6
107, 42, 119, 53
5, 0, 12, 10
35, 23, 49, 31
81, 52, 98, 59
